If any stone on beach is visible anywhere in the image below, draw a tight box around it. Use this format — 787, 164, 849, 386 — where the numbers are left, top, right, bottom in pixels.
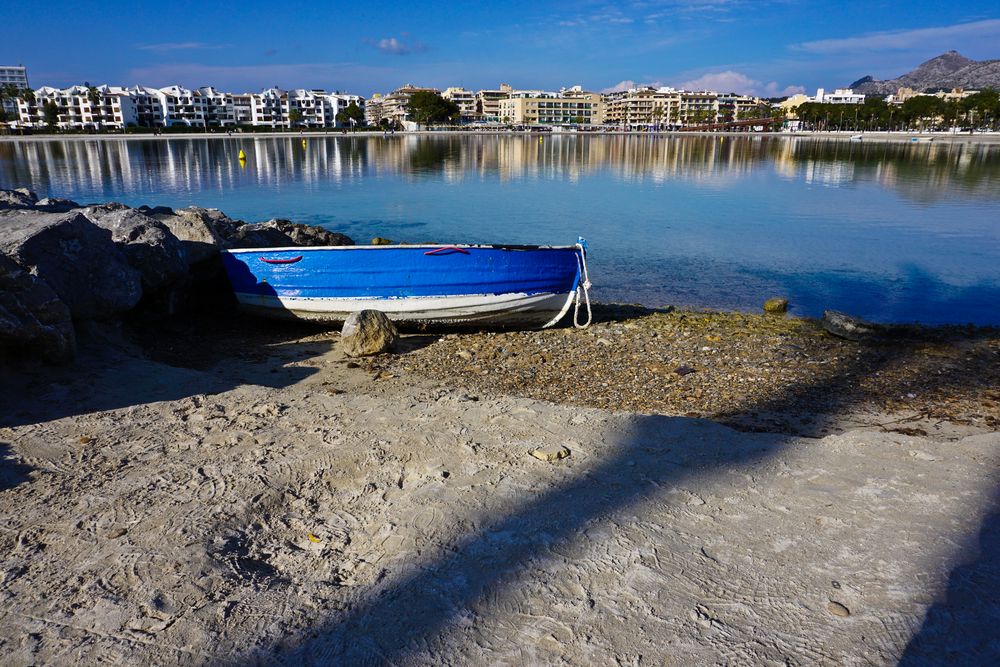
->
822, 310, 884, 342
341, 310, 399, 357
0, 210, 142, 319
530, 444, 572, 462
763, 297, 789, 314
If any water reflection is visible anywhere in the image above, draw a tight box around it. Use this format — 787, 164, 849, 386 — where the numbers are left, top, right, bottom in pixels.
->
2, 136, 999, 202
1, 135, 998, 324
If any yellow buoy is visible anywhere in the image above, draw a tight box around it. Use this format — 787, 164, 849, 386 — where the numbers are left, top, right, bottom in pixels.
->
301, 139, 307, 148
238, 149, 246, 160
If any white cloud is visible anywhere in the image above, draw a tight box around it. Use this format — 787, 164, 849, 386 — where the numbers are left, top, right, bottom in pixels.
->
793, 19, 1000, 54
135, 42, 225, 53
370, 36, 427, 56
603, 71, 804, 96
601, 79, 666, 93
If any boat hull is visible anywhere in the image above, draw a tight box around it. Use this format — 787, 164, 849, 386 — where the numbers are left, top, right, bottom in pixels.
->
221, 244, 584, 328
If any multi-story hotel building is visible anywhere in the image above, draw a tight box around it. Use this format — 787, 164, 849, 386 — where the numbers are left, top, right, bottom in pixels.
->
475, 84, 512, 122
1, 65, 30, 117
497, 88, 603, 125
380, 84, 440, 125
441, 87, 477, 121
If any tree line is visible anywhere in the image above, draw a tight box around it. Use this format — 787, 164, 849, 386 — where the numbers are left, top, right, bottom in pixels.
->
793, 89, 1000, 132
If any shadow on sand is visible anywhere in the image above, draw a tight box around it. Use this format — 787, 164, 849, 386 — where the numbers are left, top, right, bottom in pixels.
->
0, 442, 33, 490
234, 320, 1000, 665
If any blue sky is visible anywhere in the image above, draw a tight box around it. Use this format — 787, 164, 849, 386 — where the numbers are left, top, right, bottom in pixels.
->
3, 1, 999, 96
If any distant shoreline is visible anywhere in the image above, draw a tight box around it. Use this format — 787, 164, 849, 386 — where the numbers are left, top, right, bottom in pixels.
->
2, 130, 1000, 144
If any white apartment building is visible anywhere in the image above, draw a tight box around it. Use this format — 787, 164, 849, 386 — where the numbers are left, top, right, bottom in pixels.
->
126, 86, 165, 127
197, 86, 235, 127
441, 87, 477, 121
16, 85, 137, 129
251, 88, 285, 127
813, 88, 865, 104
157, 85, 206, 127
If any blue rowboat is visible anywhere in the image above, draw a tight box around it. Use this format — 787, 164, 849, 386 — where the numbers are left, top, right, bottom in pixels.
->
220, 240, 592, 329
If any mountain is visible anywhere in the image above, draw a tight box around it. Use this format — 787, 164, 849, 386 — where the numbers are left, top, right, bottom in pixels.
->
849, 51, 1000, 96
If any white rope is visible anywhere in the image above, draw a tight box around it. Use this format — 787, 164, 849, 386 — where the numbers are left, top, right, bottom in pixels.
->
573, 243, 593, 329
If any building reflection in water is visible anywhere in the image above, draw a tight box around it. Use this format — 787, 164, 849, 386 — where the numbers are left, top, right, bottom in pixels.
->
2, 135, 998, 204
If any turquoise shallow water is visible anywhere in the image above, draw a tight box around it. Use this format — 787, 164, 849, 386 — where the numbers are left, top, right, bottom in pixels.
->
2, 134, 998, 324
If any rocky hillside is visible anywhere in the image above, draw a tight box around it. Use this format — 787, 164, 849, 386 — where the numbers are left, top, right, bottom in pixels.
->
850, 51, 1000, 96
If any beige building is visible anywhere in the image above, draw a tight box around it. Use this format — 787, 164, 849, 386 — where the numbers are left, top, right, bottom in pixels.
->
475, 84, 512, 121
441, 87, 477, 120
677, 91, 719, 125
380, 84, 440, 125
497, 88, 603, 125
603, 87, 681, 127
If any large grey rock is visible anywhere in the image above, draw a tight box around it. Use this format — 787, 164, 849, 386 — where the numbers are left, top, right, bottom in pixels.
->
0, 188, 38, 211
340, 310, 398, 357
34, 197, 80, 213
228, 218, 353, 249
81, 206, 187, 291
151, 207, 240, 265
822, 310, 884, 342
0, 254, 76, 362
0, 210, 142, 319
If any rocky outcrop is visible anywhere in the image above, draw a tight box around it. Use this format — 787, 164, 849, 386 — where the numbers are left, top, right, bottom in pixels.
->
0, 188, 357, 362
34, 197, 80, 213
0, 255, 75, 362
151, 207, 235, 266
0, 188, 38, 211
81, 206, 187, 291
850, 51, 1000, 96
228, 218, 354, 249
0, 210, 142, 320
340, 310, 398, 357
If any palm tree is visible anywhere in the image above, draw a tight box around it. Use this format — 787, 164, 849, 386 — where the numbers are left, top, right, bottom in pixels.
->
87, 86, 102, 132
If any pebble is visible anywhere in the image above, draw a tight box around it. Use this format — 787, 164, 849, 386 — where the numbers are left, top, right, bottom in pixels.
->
827, 601, 851, 617
530, 445, 571, 462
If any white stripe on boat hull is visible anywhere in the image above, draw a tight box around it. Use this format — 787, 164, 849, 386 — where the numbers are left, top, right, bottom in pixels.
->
234, 290, 577, 328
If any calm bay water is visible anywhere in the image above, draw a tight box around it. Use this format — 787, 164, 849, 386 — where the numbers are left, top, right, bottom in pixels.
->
2, 134, 998, 324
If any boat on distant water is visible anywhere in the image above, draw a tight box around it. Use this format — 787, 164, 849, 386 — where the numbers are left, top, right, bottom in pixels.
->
910, 136, 934, 143
850, 134, 863, 141
220, 240, 593, 329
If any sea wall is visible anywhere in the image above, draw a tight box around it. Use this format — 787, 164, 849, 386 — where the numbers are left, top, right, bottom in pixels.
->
0, 188, 353, 362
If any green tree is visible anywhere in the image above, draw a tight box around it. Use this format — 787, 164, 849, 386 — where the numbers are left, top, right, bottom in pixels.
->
287, 109, 303, 129
405, 91, 460, 125
43, 100, 59, 129
0, 84, 20, 123
335, 102, 365, 128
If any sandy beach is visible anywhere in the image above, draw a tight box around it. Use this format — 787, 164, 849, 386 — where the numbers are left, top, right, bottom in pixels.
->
2, 307, 998, 665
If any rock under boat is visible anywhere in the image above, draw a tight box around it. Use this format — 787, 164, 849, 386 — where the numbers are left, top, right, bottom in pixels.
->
220, 240, 591, 329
